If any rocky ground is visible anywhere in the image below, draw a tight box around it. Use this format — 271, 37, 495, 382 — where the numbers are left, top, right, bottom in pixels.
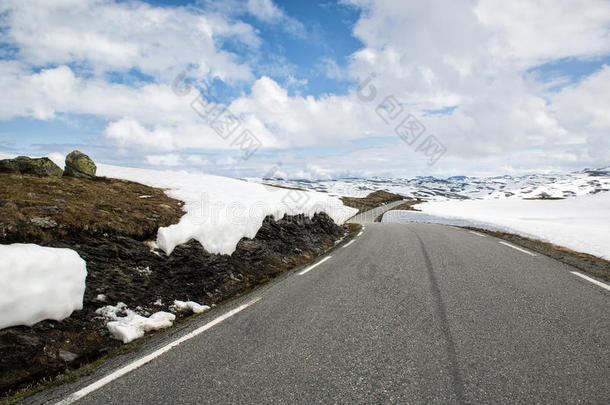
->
340, 190, 403, 213
0, 173, 350, 398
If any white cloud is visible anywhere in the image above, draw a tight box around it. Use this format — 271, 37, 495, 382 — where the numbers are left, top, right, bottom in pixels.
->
246, 0, 283, 22
146, 153, 183, 166
318, 57, 345, 80
474, 0, 610, 65
1, 0, 258, 82
335, 0, 610, 167
186, 155, 212, 166
0, 0, 608, 176
549, 66, 610, 162
245, 0, 305, 36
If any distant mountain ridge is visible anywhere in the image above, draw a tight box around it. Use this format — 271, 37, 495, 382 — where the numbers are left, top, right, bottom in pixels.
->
251, 167, 610, 201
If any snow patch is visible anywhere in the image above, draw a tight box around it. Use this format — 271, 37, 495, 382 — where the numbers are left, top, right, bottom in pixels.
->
97, 164, 357, 255
96, 302, 176, 343
385, 192, 610, 259
172, 300, 210, 314
0, 244, 87, 329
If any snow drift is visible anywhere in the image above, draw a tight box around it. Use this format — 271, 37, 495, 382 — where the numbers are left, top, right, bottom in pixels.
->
97, 164, 357, 255
385, 192, 610, 259
96, 302, 176, 343
0, 244, 87, 329
172, 300, 210, 314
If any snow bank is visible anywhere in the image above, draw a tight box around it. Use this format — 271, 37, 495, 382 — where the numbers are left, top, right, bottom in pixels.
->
386, 193, 610, 259
0, 244, 87, 329
172, 300, 210, 314
96, 302, 176, 343
97, 164, 357, 255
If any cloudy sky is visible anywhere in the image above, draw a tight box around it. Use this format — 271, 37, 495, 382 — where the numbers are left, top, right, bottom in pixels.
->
0, 0, 609, 179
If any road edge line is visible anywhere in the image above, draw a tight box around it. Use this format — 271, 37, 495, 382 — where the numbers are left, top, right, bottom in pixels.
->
298, 256, 332, 275
498, 241, 537, 256
570, 272, 610, 292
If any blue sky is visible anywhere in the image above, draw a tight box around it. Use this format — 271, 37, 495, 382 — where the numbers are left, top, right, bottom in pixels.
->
0, 0, 609, 178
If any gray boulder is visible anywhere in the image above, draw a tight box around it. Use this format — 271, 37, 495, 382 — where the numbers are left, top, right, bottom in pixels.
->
64, 150, 97, 179
0, 156, 63, 177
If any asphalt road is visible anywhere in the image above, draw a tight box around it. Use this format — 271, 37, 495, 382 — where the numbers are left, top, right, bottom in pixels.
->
35, 223, 609, 404
348, 200, 406, 223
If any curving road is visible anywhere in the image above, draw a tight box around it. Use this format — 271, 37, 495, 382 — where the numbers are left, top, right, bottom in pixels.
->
32, 223, 609, 404
347, 200, 406, 224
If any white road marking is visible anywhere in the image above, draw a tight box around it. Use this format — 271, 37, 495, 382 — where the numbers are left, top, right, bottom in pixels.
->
343, 240, 355, 248
570, 272, 610, 292
56, 298, 260, 405
469, 230, 486, 237
498, 241, 537, 256
298, 256, 332, 275
357, 231, 364, 237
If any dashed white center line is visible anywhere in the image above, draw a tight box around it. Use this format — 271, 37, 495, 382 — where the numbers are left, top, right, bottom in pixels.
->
498, 241, 537, 256
570, 272, 610, 292
469, 230, 486, 237
56, 298, 261, 405
298, 256, 332, 275
343, 240, 355, 248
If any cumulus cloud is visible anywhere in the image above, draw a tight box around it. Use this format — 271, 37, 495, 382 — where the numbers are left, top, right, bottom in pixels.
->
246, 0, 283, 22
336, 0, 610, 166
145, 153, 183, 166
0, 0, 258, 81
0, 0, 608, 175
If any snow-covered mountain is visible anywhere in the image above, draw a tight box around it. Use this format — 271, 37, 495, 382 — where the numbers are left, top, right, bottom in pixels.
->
248, 167, 610, 201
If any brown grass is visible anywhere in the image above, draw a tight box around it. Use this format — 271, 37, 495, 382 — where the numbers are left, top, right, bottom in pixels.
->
464, 226, 610, 282
0, 173, 184, 243
340, 190, 403, 213
385, 200, 422, 212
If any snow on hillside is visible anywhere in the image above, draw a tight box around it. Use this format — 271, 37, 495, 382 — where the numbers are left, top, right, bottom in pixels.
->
250, 167, 610, 201
97, 164, 357, 255
0, 244, 87, 329
385, 192, 610, 260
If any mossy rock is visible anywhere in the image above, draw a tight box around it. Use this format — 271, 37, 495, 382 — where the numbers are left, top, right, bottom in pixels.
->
64, 151, 97, 179
0, 156, 63, 177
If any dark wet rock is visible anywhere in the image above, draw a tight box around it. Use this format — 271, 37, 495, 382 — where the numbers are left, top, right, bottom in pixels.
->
58, 350, 79, 363
64, 151, 97, 179
0, 156, 62, 177
0, 212, 346, 395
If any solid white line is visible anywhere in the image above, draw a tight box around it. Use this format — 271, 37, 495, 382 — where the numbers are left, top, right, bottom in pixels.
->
469, 230, 486, 237
298, 256, 332, 275
498, 241, 537, 256
343, 240, 355, 248
570, 272, 610, 292
56, 299, 260, 405
357, 231, 363, 237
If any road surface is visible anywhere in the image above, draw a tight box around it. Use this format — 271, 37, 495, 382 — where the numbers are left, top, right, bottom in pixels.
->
33, 223, 609, 404
347, 200, 406, 224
